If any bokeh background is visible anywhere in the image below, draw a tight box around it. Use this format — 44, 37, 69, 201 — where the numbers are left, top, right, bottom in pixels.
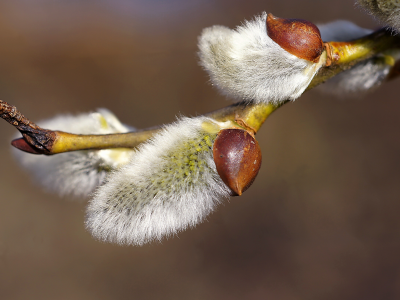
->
1, 0, 400, 299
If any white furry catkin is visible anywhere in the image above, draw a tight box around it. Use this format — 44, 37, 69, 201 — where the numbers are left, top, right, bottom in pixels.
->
357, 0, 400, 32
317, 55, 393, 95
198, 12, 326, 104
86, 117, 232, 246
317, 20, 399, 96
13, 109, 134, 197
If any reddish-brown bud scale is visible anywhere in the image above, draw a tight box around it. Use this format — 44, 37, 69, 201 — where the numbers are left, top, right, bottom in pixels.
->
213, 129, 262, 196
266, 13, 324, 63
11, 138, 43, 154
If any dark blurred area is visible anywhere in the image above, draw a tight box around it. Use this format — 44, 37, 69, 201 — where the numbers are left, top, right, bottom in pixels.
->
1, 0, 400, 299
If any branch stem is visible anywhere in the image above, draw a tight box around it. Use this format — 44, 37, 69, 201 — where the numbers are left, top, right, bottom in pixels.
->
50, 129, 159, 154
3, 27, 400, 155
308, 28, 400, 89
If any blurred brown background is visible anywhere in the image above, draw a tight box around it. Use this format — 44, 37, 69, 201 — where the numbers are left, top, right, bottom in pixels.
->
1, 0, 400, 299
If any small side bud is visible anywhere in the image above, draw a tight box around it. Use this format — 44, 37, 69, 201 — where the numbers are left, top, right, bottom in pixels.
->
266, 13, 324, 63
11, 138, 43, 154
213, 129, 262, 196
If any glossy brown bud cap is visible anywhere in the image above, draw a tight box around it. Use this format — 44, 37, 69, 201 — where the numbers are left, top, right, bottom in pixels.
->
213, 129, 262, 196
266, 13, 324, 63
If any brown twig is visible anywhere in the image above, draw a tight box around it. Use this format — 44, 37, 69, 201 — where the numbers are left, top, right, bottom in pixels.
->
0, 100, 55, 154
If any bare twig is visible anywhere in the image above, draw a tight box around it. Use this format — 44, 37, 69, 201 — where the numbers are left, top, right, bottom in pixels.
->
0, 100, 56, 154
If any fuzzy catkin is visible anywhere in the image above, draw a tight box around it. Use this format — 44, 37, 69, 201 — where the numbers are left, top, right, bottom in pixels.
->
357, 0, 400, 32
198, 12, 326, 104
86, 117, 232, 246
13, 109, 134, 197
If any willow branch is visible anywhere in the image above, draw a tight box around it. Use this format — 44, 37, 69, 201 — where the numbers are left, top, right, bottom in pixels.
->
2, 27, 400, 155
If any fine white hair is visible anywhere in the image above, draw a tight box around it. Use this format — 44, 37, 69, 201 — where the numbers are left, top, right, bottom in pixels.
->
317, 57, 392, 96
86, 117, 232, 246
198, 12, 326, 104
13, 109, 134, 197
317, 20, 398, 96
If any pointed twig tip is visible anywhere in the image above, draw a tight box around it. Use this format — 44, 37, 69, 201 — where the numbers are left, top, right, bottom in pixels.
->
11, 138, 45, 155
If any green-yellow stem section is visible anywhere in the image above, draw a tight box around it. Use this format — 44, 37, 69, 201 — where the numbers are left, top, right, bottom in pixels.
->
206, 101, 283, 133
308, 28, 400, 89
51, 129, 159, 154
48, 28, 400, 154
